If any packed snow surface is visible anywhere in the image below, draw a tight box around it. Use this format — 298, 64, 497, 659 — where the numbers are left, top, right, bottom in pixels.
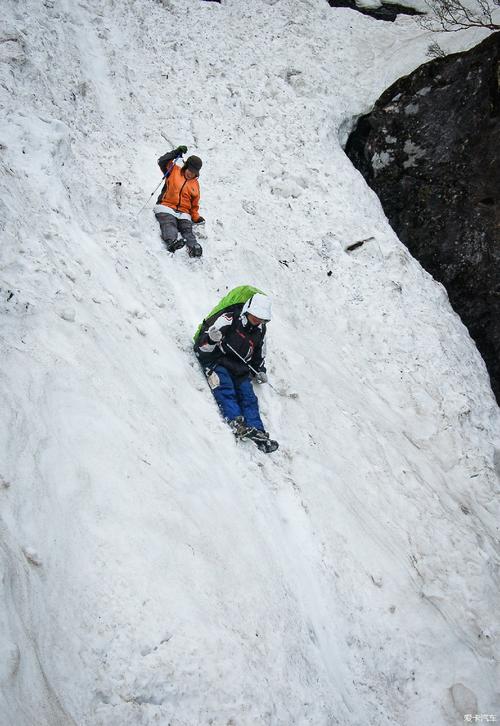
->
0, 1, 499, 724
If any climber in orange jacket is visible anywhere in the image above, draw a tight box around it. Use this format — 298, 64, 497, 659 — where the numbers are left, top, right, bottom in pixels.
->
154, 146, 205, 257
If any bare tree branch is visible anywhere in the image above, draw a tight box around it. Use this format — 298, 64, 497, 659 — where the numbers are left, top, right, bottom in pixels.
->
419, 0, 500, 31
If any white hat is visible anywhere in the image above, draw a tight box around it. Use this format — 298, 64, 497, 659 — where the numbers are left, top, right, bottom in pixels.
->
243, 293, 272, 321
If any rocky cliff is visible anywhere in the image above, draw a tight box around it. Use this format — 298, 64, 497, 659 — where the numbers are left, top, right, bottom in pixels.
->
346, 32, 500, 403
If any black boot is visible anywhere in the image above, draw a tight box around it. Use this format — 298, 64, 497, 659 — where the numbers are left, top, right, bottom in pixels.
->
243, 427, 279, 453
228, 416, 248, 438
166, 238, 186, 253
187, 242, 203, 258
257, 438, 279, 453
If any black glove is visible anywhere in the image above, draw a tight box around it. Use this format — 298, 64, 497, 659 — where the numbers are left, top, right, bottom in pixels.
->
175, 145, 188, 156
194, 216, 205, 224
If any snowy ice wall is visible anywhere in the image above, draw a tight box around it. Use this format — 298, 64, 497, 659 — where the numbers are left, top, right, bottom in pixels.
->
0, 1, 499, 725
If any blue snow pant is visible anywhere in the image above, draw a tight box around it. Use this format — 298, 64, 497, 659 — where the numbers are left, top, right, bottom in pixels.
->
209, 365, 265, 431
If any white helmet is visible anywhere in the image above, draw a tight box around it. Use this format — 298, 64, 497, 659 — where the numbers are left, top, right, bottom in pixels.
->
243, 293, 272, 322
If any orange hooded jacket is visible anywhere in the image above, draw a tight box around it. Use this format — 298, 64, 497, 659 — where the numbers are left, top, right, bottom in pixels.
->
157, 164, 201, 222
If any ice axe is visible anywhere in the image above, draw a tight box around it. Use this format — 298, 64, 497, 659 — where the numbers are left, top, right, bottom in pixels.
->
225, 342, 298, 400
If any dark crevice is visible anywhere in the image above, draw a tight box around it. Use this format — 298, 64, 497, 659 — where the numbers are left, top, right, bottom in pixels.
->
327, 0, 424, 22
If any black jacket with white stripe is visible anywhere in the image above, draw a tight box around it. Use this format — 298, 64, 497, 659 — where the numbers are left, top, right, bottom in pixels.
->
194, 303, 267, 379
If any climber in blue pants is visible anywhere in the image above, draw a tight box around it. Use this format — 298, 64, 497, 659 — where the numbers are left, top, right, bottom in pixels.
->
209, 365, 265, 431
194, 293, 279, 453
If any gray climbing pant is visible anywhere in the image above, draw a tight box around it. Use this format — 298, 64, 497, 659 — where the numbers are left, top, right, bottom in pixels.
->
155, 213, 197, 248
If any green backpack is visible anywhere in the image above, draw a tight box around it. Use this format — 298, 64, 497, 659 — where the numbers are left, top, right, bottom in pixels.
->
193, 285, 265, 342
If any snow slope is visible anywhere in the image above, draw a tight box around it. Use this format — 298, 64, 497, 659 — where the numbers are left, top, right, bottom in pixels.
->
1, 1, 499, 724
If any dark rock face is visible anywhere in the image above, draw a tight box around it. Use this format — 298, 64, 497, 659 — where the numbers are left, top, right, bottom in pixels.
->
346, 33, 500, 404
328, 0, 423, 22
